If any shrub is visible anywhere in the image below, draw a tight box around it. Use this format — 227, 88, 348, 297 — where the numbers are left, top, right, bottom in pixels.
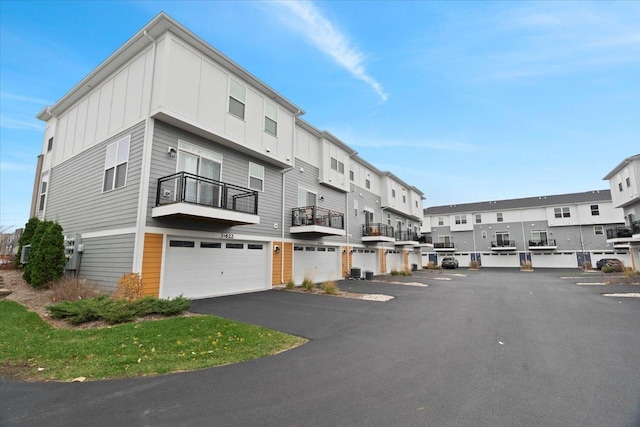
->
321, 281, 339, 295
46, 295, 191, 325
52, 276, 100, 301
469, 260, 480, 270
602, 265, 623, 274
302, 277, 315, 292
15, 217, 41, 268
113, 272, 144, 301
27, 221, 66, 288
285, 279, 295, 289
521, 261, 533, 271
22, 220, 46, 284
391, 268, 412, 276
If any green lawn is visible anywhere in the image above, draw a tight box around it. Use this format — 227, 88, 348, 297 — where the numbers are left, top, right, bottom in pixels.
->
0, 300, 306, 382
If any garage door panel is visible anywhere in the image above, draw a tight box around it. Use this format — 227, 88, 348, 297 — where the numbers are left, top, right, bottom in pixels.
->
294, 246, 341, 284
353, 249, 378, 275
163, 238, 268, 299
386, 251, 403, 272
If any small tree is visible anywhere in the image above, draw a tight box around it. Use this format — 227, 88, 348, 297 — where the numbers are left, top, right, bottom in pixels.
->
15, 217, 41, 268
23, 220, 47, 284
28, 221, 66, 288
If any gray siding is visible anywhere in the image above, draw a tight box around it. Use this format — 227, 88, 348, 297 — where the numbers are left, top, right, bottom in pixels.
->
146, 121, 283, 238
45, 121, 145, 234
347, 183, 381, 244
78, 233, 135, 291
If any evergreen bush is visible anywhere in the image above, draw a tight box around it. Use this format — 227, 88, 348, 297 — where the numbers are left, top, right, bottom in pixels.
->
29, 221, 66, 288
15, 217, 40, 268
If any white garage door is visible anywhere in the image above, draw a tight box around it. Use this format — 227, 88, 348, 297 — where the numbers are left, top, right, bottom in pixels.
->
163, 237, 269, 299
353, 249, 378, 275
386, 250, 404, 272
409, 251, 420, 269
294, 245, 341, 284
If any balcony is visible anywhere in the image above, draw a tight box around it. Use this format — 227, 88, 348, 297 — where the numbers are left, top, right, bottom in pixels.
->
528, 239, 557, 250
491, 240, 517, 251
152, 172, 259, 225
290, 206, 346, 237
394, 229, 420, 246
362, 223, 395, 243
418, 235, 433, 245
433, 242, 455, 252
606, 227, 633, 239
633, 221, 640, 236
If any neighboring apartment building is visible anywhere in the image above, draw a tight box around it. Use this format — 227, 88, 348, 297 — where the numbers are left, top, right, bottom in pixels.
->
421, 190, 629, 269
30, 13, 424, 299
603, 154, 640, 270
0, 228, 23, 257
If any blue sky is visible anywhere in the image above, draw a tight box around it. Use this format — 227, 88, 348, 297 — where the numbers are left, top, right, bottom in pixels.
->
1, 1, 639, 232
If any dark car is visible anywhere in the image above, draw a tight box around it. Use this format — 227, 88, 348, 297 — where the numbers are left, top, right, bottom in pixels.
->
441, 257, 459, 269
596, 258, 623, 270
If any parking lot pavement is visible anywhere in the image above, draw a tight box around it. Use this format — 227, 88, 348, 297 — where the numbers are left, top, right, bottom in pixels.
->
2, 269, 639, 427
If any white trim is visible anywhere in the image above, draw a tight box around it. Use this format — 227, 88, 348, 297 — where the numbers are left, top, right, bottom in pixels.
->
152, 203, 260, 224
248, 162, 265, 192
82, 227, 137, 239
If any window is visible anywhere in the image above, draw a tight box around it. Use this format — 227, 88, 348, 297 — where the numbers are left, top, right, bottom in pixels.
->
298, 187, 316, 207
350, 170, 354, 181
387, 213, 391, 225
590, 204, 599, 216
364, 210, 374, 224
365, 179, 371, 189
455, 215, 467, 225
495, 232, 510, 245
331, 157, 338, 170
248, 162, 264, 191
264, 102, 277, 136
247, 244, 263, 250
354, 200, 358, 217
496, 212, 503, 222
415, 200, 419, 208
481, 230, 487, 239
438, 216, 444, 226
475, 214, 482, 224
392, 189, 396, 198
201, 242, 221, 248
229, 80, 246, 119
594, 226, 603, 235
103, 135, 130, 192
554, 207, 570, 218
169, 240, 195, 248
338, 161, 344, 174
47, 137, 53, 152
626, 177, 631, 187
402, 195, 406, 203
531, 230, 548, 243
618, 182, 623, 191
226, 243, 244, 249
38, 172, 49, 212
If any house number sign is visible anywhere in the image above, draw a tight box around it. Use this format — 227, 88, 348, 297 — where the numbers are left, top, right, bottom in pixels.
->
220, 233, 234, 239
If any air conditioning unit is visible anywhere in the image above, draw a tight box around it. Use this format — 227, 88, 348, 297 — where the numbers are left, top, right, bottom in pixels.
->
20, 245, 31, 264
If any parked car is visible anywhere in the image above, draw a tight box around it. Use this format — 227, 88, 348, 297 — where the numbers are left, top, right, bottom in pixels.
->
596, 258, 623, 270
441, 257, 459, 269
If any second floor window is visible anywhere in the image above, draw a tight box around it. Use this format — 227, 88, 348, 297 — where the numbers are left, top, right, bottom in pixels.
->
591, 205, 599, 216
330, 157, 344, 174
248, 162, 264, 192
229, 80, 246, 119
38, 172, 49, 212
365, 179, 371, 189
496, 212, 503, 222
438, 216, 444, 226
475, 214, 482, 223
455, 215, 467, 225
103, 135, 130, 192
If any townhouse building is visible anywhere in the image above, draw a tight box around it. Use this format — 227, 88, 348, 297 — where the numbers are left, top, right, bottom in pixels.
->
29, 13, 424, 299
421, 190, 629, 269
603, 154, 640, 270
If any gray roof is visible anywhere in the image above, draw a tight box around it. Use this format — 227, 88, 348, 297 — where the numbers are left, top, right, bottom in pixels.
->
423, 190, 612, 215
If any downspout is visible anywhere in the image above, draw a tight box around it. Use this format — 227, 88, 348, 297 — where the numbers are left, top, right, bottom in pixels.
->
29, 155, 44, 218
345, 189, 349, 276
132, 30, 158, 273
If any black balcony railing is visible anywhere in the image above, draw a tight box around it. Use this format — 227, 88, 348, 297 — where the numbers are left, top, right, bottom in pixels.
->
419, 235, 433, 244
362, 223, 395, 238
434, 242, 455, 249
395, 230, 419, 241
491, 240, 516, 248
606, 227, 633, 239
632, 221, 640, 235
291, 206, 344, 229
528, 239, 557, 247
156, 172, 258, 215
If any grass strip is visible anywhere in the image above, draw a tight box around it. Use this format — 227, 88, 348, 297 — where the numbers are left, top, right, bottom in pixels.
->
0, 300, 306, 382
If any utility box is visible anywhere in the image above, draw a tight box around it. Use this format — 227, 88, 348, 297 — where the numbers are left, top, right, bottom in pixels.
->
350, 267, 361, 279
64, 233, 82, 271
364, 271, 373, 280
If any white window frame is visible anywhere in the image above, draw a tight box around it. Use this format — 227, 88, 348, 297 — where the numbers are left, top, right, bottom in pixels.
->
438, 216, 444, 226
496, 212, 503, 222
475, 214, 482, 224
455, 214, 467, 225
593, 225, 604, 235
364, 208, 374, 224
365, 179, 371, 189
298, 187, 317, 207
590, 204, 599, 216
38, 172, 49, 212
248, 162, 264, 192
264, 102, 277, 136
554, 207, 570, 218
229, 79, 246, 120
103, 135, 130, 192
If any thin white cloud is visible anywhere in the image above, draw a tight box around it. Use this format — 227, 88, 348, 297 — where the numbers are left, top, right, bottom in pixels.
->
349, 137, 481, 152
273, 0, 388, 101
0, 92, 51, 105
0, 161, 35, 173
0, 117, 43, 132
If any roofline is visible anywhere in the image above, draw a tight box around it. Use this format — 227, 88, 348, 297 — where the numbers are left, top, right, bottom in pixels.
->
381, 171, 425, 197
37, 12, 304, 121
602, 154, 640, 180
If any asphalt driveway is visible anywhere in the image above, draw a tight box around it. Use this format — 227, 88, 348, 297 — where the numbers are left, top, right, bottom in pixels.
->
2, 269, 639, 426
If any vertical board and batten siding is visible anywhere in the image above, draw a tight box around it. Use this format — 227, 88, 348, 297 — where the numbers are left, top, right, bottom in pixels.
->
45, 121, 145, 233
147, 121, 282, 237
159, 35, 294, 167
141, 233, 164, 296
272, 242, 293, 285
78, 234, 136, 291
50, 47, 153, 169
